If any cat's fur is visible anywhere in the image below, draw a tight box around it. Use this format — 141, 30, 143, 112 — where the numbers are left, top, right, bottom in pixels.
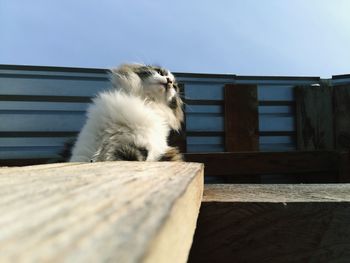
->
69, 64, 183, 162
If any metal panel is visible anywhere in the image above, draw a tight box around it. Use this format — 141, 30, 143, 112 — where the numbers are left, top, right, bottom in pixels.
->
259, 136, 296, 151
259, 114, 295, 132
0, 137, 73, 147
184, 83, 224, 100
0, 101, 89, 111
0, 147, 62, 159
0, 112, 86, 132
0, 137, 72, 160
258, 85, 295, 101
332, 74, 350, 85
185, 105, 223, 114
187, 136, 224, 153
186, 114, 224, 132
0, 76, 109, 97
259, 106, 293, 114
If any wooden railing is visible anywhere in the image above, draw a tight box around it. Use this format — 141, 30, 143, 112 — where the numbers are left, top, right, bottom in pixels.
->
1, 161, 350, 262
185, 150, 350, 183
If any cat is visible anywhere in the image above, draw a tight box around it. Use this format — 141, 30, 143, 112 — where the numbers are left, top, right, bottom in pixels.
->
69, 63, 184, 162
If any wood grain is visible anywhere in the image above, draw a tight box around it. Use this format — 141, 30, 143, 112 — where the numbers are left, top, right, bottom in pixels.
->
295, 85, 334, 150
224, 84, 259, 151
0, 161, 204, 263
202, 184, 350, 202
334, 85, 350, 150
189, 184, 350, 263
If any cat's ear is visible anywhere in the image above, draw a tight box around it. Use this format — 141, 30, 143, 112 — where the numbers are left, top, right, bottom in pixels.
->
109, 64, 142, 92
109, 65, 133, 89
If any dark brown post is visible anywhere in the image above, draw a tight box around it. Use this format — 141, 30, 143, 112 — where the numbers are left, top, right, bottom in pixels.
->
224, 84, 259, 152
334, 85, 350, 151
295, 85, 334, 150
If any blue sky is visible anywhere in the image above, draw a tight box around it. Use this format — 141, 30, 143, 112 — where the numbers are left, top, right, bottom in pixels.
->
1, 0, 350, 77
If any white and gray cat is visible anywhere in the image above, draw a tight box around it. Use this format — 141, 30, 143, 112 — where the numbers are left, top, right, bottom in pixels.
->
69, 63, 184, 162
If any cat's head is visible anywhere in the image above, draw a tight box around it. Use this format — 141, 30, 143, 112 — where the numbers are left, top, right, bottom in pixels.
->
109, 63, 184, 130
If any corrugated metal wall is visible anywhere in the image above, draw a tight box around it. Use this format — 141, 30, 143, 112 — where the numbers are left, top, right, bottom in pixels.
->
0, 66, 109, 160
1, 65, 348, 161
177, 74, 321, 153
331, 74, 350, 85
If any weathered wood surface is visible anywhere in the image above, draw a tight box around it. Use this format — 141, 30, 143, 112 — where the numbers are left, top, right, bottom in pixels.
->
224, 84, 259, 151
334, 85, 350, 150
0, 161, 204, 263
295, 85, 334, 150
189, 184, 350, 263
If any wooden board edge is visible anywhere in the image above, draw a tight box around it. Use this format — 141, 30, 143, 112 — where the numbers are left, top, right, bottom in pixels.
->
143, 164, 204, 263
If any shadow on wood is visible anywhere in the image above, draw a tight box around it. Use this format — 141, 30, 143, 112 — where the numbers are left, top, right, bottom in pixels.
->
189, 184, 350, 263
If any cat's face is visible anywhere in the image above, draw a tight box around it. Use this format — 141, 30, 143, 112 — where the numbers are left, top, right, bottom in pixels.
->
110, 64, 184, 129
135, 65, 178, 104
110, 64, 178, 103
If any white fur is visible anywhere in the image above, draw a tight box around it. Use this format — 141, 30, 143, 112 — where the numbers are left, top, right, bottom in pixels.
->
70, 90, 174, 162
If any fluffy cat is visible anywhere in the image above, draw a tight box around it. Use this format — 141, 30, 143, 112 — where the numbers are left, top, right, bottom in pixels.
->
69, 64, 183, 162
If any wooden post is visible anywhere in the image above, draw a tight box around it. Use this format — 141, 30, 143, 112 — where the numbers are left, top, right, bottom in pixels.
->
223, 84, 259, 182
295, 85, 334, 150
0, 161, 203, 263
224, 84, 259, 152
334, 85, 350, 151
189, 184, 350, 263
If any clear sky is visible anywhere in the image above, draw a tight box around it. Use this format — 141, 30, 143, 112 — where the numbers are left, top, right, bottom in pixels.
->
1, 0, 350, 77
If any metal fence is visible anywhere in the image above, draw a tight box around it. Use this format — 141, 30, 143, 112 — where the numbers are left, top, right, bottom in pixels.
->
1, 64, 349, 162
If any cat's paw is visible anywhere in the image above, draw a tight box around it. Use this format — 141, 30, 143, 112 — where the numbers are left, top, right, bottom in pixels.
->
159, 147, 183, 162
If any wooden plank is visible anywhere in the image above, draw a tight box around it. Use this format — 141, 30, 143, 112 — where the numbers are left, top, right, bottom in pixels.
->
224, 84, 259, 151
339, 151, 350, 183
0, 162, 204, 263
184, 151, 338, 176
334, 85, 350, 150
295, 85, 334, 150
189, 184, 350, 263
2, 151, 342, 180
